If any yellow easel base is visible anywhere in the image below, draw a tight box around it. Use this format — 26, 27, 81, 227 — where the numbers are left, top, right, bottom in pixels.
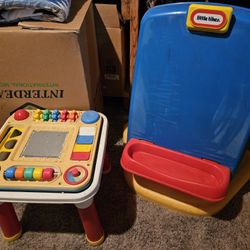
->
86, 233, 105, 246
3, 229, 22, 242
124, 152, 250, 216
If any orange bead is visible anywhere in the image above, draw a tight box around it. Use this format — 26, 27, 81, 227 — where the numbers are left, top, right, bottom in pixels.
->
14, 168, 25, 180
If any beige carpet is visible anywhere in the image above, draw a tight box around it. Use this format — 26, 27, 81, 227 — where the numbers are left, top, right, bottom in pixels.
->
0, 99, 249, 250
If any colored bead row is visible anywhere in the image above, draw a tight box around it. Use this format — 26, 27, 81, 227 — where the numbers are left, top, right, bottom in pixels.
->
4, 167, 55, 181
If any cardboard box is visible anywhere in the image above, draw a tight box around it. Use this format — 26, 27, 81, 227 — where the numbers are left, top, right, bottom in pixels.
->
0, 0, 101, 126
95, 4, 127, 97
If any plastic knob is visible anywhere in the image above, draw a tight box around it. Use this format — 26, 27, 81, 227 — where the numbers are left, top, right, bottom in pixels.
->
33, 109, 43, 121
33, 168, 43, 181
4, 167, 16, 179
14, 109, 29, 121
42, 109, 51, 121
63, 166, 88, 185
24, 168, 34, 180
70, 168, 81, 177
61, 110, 69, 122
68, 110, 78, 122
51, 109, 60, 122
14, 167, 25, 180
42, 168, 55, 181
81, 111, 99, 124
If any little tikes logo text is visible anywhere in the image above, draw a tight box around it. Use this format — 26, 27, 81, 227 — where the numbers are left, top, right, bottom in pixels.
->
186, 4, 233, 34
190, 9, 226, 29
0, 82, 64, 99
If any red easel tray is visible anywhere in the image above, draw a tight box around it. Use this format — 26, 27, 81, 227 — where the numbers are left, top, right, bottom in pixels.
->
121, 139, 230, 202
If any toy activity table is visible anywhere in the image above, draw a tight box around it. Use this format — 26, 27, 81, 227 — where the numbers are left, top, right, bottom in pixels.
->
0, 108, 109, 246
121, 3, 250, 215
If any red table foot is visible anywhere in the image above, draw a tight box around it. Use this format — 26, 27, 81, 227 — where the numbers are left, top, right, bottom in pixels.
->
103, 153, 111, 174
0, 203, 22, 241
77, 202, 104, 246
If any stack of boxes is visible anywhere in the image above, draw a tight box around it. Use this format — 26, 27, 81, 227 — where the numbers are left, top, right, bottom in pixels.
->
95, 3, 127, 97
0, 0, 127, 126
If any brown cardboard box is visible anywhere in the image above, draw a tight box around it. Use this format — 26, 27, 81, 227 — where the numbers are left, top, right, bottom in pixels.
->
0, 0, 101, 126
95, 4, 127, 97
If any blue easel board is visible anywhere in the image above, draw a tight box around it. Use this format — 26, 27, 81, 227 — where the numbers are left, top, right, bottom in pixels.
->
128, 2, 250, 174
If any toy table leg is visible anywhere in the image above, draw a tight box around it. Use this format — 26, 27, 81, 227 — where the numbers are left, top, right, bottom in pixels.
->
0, 202, 22, 241
103, 153, 111, 174
76, 199, 104, 246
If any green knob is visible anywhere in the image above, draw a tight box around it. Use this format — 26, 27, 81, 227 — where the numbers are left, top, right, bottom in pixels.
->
24, 168, 34, 180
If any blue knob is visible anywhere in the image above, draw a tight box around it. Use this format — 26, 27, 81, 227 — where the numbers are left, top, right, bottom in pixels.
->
4, 167, 16, 179
81, 111, 100, 124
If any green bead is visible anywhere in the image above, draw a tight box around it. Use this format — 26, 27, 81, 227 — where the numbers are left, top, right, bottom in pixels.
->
24, 168, 34, 180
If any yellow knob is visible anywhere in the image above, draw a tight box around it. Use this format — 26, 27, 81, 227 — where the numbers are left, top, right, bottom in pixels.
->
33, 168, 43, 181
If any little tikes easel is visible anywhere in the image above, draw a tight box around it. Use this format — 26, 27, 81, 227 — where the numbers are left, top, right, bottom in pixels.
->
121, 2, 250, 215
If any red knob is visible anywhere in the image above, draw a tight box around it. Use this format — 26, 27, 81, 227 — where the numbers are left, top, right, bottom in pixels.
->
42, 168, 55, 181
70, 168, 81, 177
14, 109, 29, 121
